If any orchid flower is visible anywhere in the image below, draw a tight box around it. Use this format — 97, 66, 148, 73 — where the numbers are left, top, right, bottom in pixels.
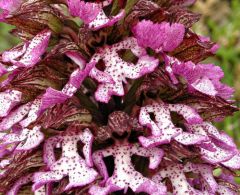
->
0, 0, 239, 194
88, 37, 159, 103
90, 143, 165, 195
0, 0, 23, 20
164, 55, 234, 99
138, 102, 203, 147
2, 29, 51, 70
33, 128, 97, 191
186, 122, 239, 166
152, 162, 218, 195
6, 174, 50, 195
67, 0, 125, 30
132, 20, 185, 52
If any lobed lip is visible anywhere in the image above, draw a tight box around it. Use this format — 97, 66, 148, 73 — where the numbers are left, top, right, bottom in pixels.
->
0, 0, 238, 194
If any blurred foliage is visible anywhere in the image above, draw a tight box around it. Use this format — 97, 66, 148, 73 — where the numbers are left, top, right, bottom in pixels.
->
0, 1, 239, 145
0, 23, 19, 51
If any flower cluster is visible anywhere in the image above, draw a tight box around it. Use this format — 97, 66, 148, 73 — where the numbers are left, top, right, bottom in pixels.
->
0, 0, 239, 194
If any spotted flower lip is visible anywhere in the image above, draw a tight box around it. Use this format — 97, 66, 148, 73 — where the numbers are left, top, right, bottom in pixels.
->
186, 122, 238, 165
152, 162, 218, 195
0, 0, 239, 194
0, 29, 51, 90
1, 126, 44, 151
0, 89, 22, 118
0, 102, 32, 131
6, 174, 49, 195
138, 102, 203, 148
33, 128, 98, 192
89, 143, 166, 195
217, 185, 236, 195
221, 152, 240, 170
2, 29, 51, 68
88, 37, 159, 103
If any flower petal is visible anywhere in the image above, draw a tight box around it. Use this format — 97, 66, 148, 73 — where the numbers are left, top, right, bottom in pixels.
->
0, 89, 22, 118
16, 126, 44, 150
190, 122, 237, 150
67, 0, 125, 30
2, 126, 44, 150
16, 30, 51, 67
138, 103, 202, 147
153, 162, 217, 195
132, 20, 185, 52
91, 144, 166, 195
33, 128, 97, 191
174, 132, 208, 145
89, 37, 159, 103
166, 55, 234, 99
221, 152, 240, 170
88, 9, 125, 30
19, 98, 41, 128
39, 88, 69, 112
0, 0, 22, 18
186, 123, 237, 164
43, 136, 60, 167
0, 103, 31, 131
65, 51, 86, 70
139, 103, 182, 136
67, 0, 101, 23
200, 142, 236, 164
217, 185, 236, 195
168, 104, 202, 124
153, 164, 198, 195
184, 162, 218, 193
2, 43, 28, 63
35, 60, 94, 121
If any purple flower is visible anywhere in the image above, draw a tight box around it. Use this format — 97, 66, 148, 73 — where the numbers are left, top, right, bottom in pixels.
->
164, 55, 234, 99
0, 89, 22, 117
132, 20, 185, 52
2, 29, 51, 68
0, 0, 239, 194
89, 112, 166, 195
0, 0, 22, 20
90, 143, 165, 195
1, 126, 44, 151
33, 127, 97, 192
6, 174, 33, 195
88, 37, 159, 103
138, 102, 203, 147
0, 29, 51, 90
20, 52, 94, 127
186, 122, 238, 165
152, 162, 218, 194
67, 0, 125, 30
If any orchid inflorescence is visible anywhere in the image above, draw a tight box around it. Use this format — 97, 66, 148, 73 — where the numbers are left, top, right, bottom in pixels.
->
0, 0, 239, 194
